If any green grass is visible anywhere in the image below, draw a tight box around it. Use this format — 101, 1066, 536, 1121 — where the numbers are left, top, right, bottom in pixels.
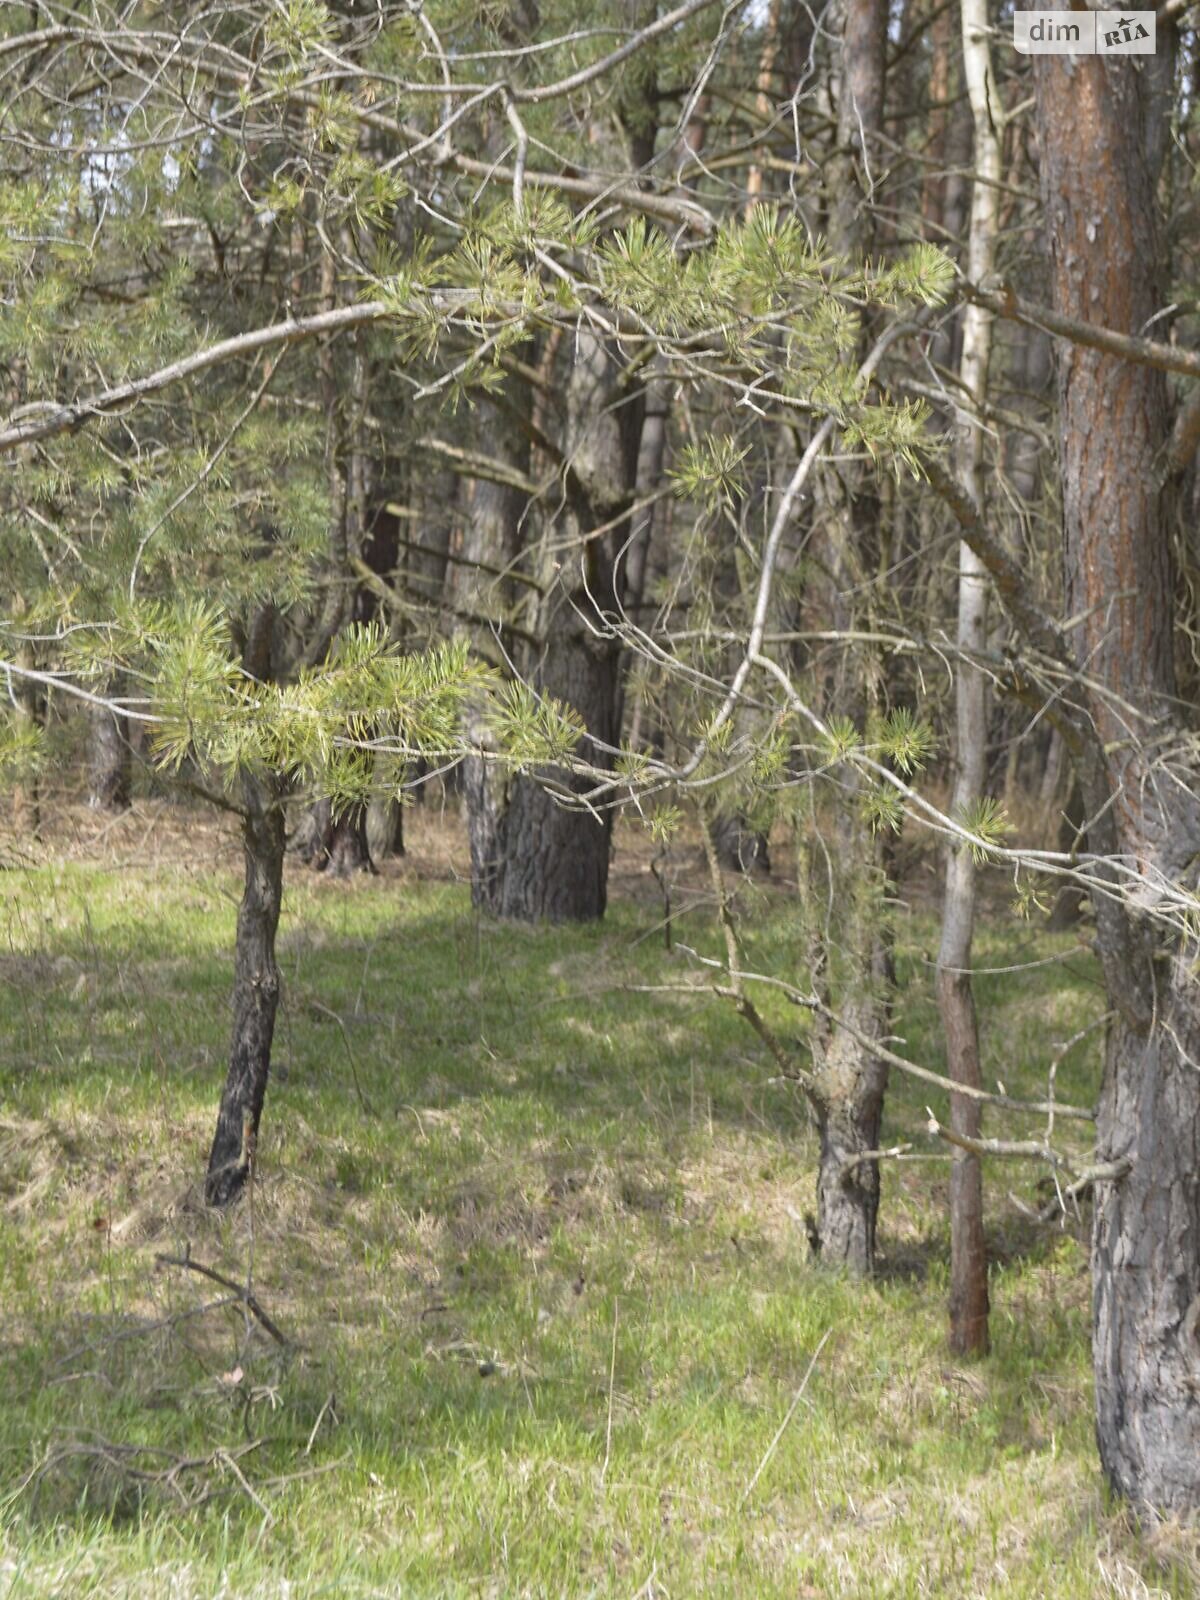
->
0, 806, 1193, 1598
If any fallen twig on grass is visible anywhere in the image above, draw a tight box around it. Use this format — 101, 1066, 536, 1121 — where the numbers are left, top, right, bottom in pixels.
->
154, 1250, 290, 1347
17, 1434, 267, 1514
302, 995, 377, 1117
739, 1327, 831, 1508
16, 1432, 350, 1520
602, 1297, 619, 1485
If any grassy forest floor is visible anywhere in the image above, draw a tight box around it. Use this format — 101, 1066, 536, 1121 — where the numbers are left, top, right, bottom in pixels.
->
0, 800, 1196, 1599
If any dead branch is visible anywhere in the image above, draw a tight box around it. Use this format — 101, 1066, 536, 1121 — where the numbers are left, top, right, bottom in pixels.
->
155, 1252, 290, 1348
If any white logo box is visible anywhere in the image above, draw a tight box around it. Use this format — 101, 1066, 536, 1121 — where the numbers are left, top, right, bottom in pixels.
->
1013, 10, 1155, 53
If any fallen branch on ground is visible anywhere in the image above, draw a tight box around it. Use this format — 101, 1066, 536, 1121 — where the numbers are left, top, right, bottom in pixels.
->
155, 1251, 290, 1347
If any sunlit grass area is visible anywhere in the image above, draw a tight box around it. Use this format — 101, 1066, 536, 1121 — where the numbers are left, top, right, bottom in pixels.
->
0, 804, 1193, 1598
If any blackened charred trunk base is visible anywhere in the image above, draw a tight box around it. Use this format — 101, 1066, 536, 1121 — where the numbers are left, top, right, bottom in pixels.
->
205, 777, 286, 1208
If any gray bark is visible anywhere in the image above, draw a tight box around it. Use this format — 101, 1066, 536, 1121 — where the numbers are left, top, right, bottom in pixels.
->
451, 379, 531, 914
497, 332, 641, 922
86, 682, 130, 812
797, 0, 892, 1273
712, 812, 770, 875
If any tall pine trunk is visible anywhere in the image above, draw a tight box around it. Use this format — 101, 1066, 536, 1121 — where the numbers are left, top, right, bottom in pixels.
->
1036, 37, 1200, 1512
800, 0, 891, 1272
934, 0, 998, 1356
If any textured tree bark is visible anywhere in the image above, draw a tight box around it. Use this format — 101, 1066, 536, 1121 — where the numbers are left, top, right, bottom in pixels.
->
293, 797, 376, 877
86, 682, 131, 813
450, 383, 531, 914
1036, 41, 1200, 1513
711, 812, 770, 875
1093, 994, 1200, 1513
463, 740, 510, 911
205, 771, 286, 1208
498, 627, 620, 921
936, 961, 989, 1346
322, 804, 375, 878
497, 331, 641, 923
367, 795, 404, 861
934, 0, 998, 1357
811, 979, 890, 1274
798, 0, 892, 1274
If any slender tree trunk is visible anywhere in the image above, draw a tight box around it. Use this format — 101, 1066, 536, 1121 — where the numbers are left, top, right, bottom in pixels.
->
205, 771, 286, 1208
11, 630, 42, 838
463, 742, 509, 909
1045, 777, 1085, 931
745, 0, 783, 207
1036, 726, 1066, 823
1036, 35, 1200, 1512
811, 961, 890, 1273
934, 0, 998, 1357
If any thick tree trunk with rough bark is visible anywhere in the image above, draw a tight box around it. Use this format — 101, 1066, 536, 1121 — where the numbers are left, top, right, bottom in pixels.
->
712, 812, 770, 875
1093, 994, 1200, 1513
87, 686, 130, 813
497, 331, 640, 923
812, 985, 889, 1274
1037, 40, 1200, 1513
205, 772, 286, 1208
499, 626, 620, 921
293, 797, 376, 877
